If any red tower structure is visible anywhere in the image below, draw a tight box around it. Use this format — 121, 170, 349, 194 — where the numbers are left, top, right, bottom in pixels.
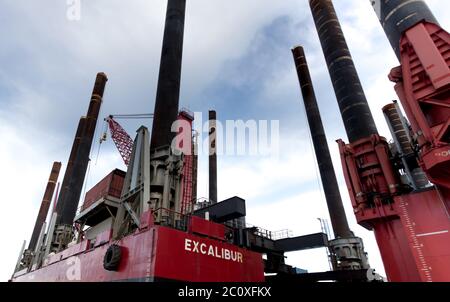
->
336, 1, 450, 281
106, 117, 134, 166
174, 110, 195, 214
309, 0, 450, 281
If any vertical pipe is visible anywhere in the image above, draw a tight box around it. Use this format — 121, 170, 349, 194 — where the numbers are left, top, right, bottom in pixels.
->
309, 0, 378, 143
382, 102, 429, 189
292, 46, 352, 239
151, 0, 186, 150
28, 162, 62, 251
369, 0, 438, 60
209, 110, 218, 204
56, 72, 108, 226
383, 103, 415, 155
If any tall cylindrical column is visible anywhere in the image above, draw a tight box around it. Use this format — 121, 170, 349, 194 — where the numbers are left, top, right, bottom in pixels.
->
55, 117, 86, 219
292, 46, 352, 239
309, 0, 378, 143
369, 0, 438, 60
56, 72, 108, 226
151, 0, 186, 150
209, 110, 218, 204
28, 162, 62, 251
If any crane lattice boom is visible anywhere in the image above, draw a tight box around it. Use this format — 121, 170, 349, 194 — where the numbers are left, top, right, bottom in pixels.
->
106, 117, 134, 166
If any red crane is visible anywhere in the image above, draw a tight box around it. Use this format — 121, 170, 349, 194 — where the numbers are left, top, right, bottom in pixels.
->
103, 114, 153, 166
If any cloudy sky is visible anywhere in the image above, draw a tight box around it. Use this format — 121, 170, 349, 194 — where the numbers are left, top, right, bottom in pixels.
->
1, 0, 448, 281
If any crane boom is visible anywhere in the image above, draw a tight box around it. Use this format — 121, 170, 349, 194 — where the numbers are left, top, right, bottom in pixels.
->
106, 117, 134, 166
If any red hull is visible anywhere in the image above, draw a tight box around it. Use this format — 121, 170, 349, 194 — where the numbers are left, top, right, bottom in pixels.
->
12, 217, 265, 282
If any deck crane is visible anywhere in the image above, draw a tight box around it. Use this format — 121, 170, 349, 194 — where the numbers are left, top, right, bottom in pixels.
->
102, 114, 154, 166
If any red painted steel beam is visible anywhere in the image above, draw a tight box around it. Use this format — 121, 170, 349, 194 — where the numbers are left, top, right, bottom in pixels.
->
107, 117, 134, 166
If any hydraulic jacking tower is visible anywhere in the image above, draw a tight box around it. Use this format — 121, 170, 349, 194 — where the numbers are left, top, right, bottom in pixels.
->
308, 0, 449, 281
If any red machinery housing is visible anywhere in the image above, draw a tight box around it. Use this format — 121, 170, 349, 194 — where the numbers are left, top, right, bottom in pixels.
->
390, 22, 450, 196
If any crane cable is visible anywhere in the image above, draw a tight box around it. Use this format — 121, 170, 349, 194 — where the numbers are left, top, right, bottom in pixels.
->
95, 120, 109, 166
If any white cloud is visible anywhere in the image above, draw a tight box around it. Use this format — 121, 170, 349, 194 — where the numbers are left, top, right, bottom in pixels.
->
0, 122, 59, 277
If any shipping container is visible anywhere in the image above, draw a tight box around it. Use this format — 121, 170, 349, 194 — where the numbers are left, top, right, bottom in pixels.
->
82, 169, 125, 211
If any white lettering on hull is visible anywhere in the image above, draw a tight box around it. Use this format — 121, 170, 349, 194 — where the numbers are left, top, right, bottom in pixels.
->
185, 239, 244, 263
